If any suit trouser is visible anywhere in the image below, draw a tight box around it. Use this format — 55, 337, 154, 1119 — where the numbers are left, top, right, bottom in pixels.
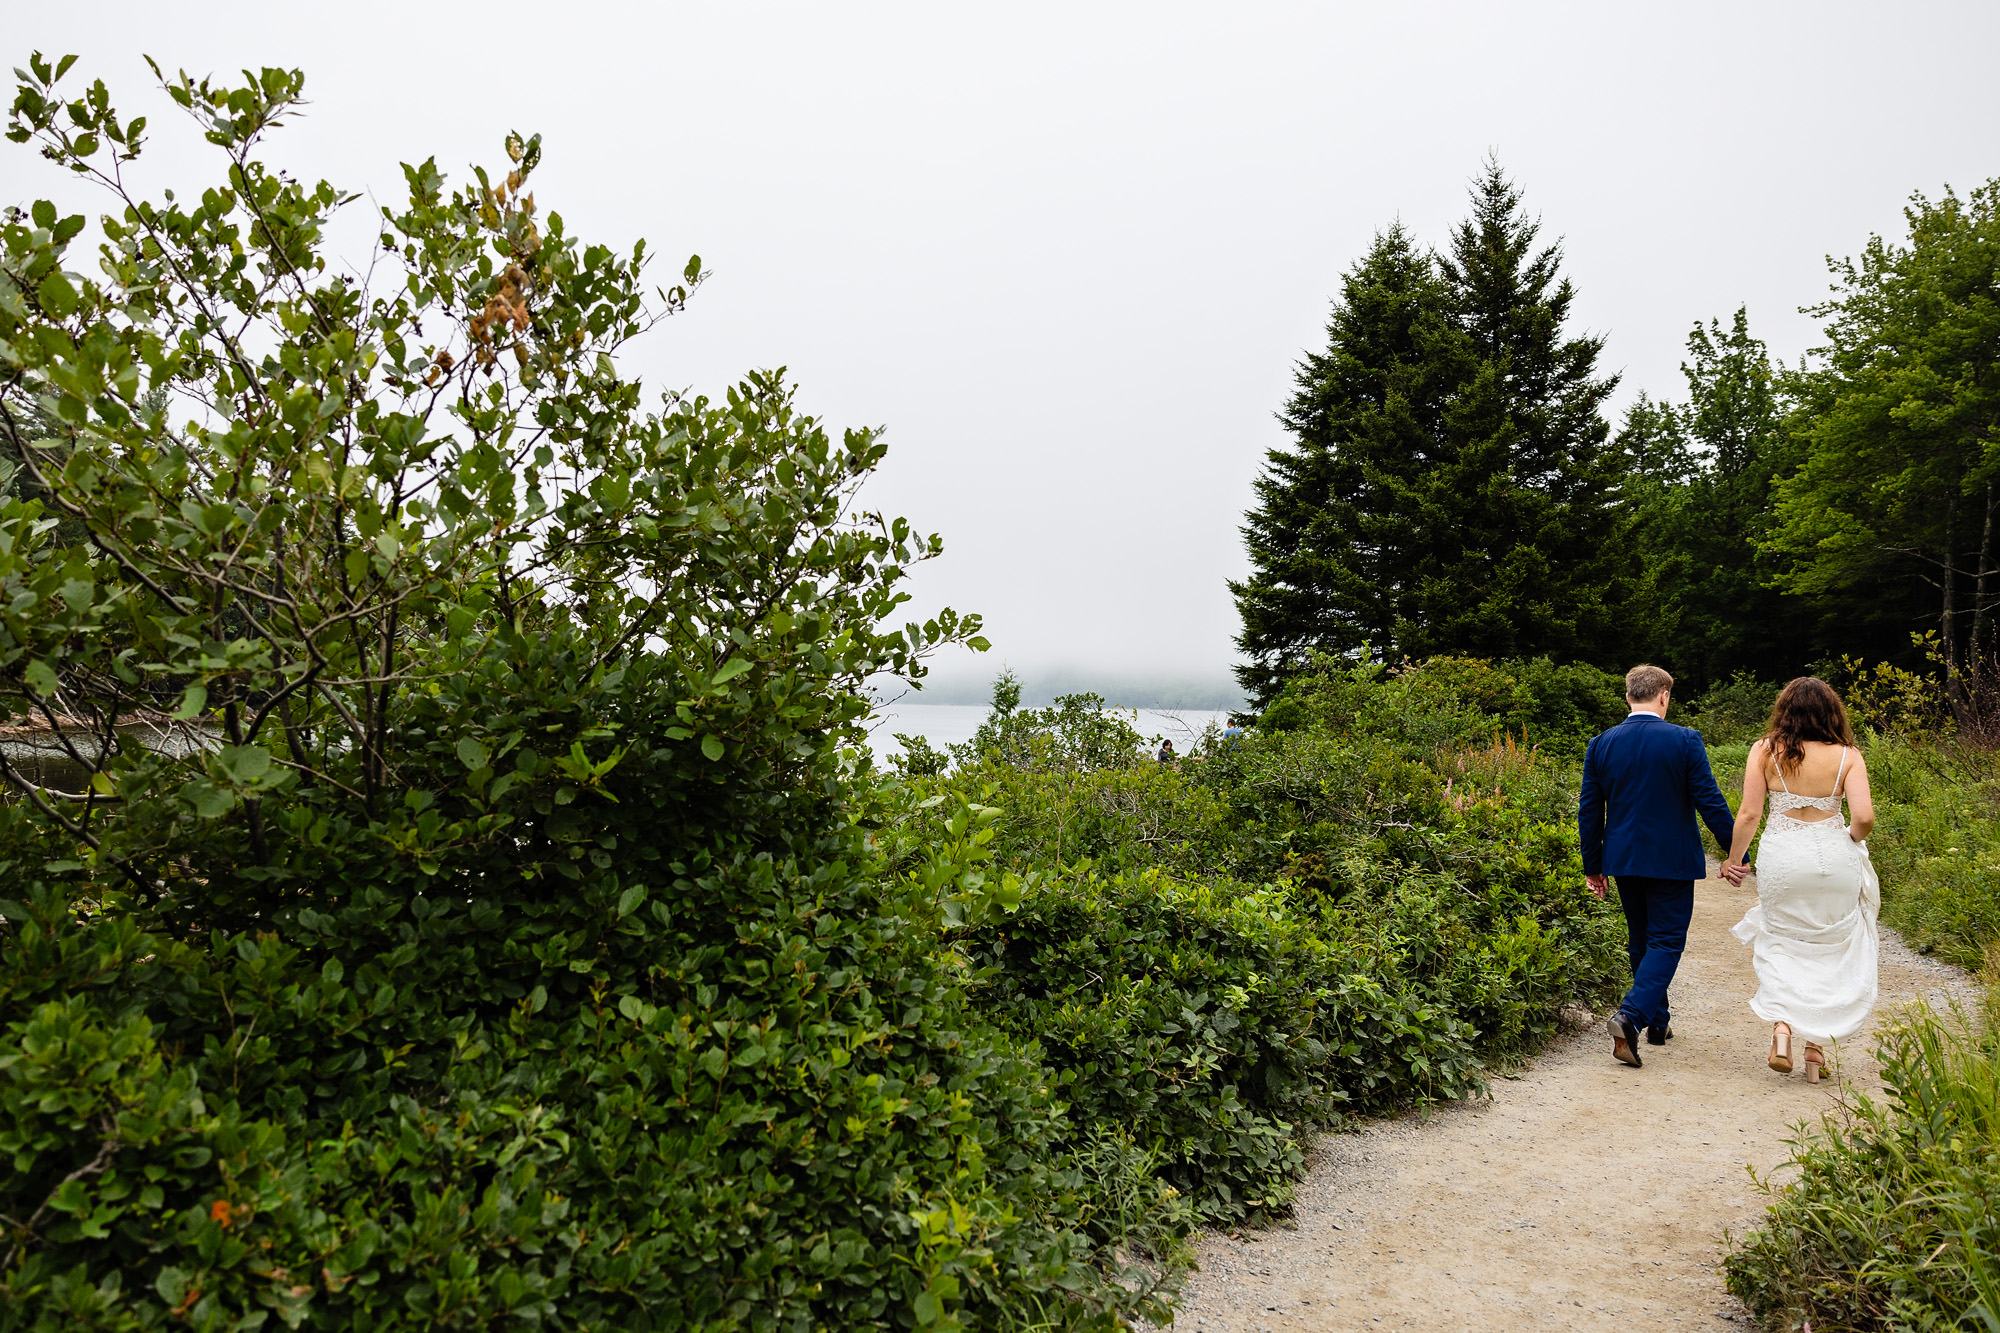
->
1614, 875, 1694, 1031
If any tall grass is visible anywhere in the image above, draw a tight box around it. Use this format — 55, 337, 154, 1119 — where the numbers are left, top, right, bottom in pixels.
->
1724, 997, 2000, 1331
1862, 735, 2000, 969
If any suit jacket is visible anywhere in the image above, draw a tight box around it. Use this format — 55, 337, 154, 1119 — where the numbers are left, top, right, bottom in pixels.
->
1578, 713, 1736, 880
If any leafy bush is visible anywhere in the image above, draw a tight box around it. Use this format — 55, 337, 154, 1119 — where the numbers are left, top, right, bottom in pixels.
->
1255, 654, 1624, 757
961, 870, 1482, 1222
897, 651, 1626, 1227
1851, 734, 2000, 969
951, 681, 1152, 774
1678, 672, 1779, 747
0, 57, 1173, 1332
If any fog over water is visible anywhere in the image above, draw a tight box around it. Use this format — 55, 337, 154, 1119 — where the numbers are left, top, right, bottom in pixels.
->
13, 2, 1999, 704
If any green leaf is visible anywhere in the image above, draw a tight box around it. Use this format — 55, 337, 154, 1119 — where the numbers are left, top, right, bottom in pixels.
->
711, 657, 752, 686
616, 885, 645, 917
47, 1179, 89, 1215
216, 744, 271, 784
37, 270, 78, 318
701, 735, 724, 761
22, 659, 58, 697
456, 737, 489, 771
173, 683, 207, 720
185, 779, 236, 819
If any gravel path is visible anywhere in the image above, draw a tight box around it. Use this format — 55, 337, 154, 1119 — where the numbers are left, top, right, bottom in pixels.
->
1170, 863, 1979, 1332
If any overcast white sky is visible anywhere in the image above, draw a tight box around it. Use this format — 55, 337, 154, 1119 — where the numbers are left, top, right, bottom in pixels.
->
11, 2, 2000, 701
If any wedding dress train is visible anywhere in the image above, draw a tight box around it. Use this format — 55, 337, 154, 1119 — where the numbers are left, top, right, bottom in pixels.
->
1729, 748, 1879, 1048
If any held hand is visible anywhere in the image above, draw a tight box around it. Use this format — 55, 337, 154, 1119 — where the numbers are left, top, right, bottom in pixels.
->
1586, 874, 1609, 899
1720, 861, 1749, 886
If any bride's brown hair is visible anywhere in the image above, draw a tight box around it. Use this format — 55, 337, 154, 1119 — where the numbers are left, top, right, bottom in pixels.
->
1763, 676, 1856, 775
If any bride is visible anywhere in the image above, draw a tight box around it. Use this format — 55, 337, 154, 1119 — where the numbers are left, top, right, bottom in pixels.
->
1720, 677, 1878, 1083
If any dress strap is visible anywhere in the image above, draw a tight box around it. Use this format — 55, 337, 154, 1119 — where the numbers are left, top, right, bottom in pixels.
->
1834, 745, 1849, 796
1772, 747, 1791, 794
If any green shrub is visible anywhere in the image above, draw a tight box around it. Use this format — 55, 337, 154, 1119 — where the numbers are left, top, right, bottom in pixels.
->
952, 687, 1151, 774
0, 58, 1169, 1332
891, 731, 953, 777
1679, 672, 1779, 747
961, 870, 1483, 1223
1856, 735, 2000, 968
899, 653, 1627, 1228
964, 758, 1235, 878
1256, 653, 1624, 758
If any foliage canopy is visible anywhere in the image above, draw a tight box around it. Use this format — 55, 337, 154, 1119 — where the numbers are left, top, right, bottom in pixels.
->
0, 54, 1229, 1333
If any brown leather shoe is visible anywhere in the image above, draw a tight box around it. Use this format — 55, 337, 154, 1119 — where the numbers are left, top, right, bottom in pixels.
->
1609, 1013, 1642, 1068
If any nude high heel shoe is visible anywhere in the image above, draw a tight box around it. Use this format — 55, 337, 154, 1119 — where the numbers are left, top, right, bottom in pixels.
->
1768, 1022, 1793, 1073
1803, 1043, 1826, 1084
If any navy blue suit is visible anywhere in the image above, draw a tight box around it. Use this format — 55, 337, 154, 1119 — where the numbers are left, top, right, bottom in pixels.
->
1577, 713, 1737, 1030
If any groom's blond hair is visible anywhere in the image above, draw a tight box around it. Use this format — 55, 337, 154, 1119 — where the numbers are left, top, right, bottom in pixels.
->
1625, 664, 1674, 703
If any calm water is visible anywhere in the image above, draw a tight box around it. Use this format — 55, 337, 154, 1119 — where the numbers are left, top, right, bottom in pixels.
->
862, 702, 1233, 762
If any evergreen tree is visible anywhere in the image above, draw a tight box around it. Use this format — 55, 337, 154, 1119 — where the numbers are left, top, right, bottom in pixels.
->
1233, 163, 1633, 702
1617, 390, 1697, 487
1230, 225, 1463, 702
1416, 160, 1633, 662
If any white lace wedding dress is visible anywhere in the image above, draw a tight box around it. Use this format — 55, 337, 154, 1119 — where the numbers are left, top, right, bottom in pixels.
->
1729, 748, 1880, 1047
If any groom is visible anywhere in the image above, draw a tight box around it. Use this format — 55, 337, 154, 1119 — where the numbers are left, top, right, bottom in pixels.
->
1577, 664, 1737, 1068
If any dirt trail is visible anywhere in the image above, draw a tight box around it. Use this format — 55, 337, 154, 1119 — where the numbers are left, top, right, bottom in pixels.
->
1171, 863, 1977, 1332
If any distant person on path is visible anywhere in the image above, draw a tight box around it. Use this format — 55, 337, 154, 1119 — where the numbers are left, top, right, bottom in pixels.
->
1157, 739, 1176, 763
1578, 664, 1738, 1068
1719, 678, 1878, 1084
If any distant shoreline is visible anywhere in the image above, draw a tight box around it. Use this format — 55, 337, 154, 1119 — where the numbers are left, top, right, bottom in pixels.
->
880, 668, 1246, 712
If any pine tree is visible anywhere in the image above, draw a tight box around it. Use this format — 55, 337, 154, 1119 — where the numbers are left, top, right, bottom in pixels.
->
1233, 163, 1635, 702
1230, 225, 1465, 701
1414, 160, 1634, 662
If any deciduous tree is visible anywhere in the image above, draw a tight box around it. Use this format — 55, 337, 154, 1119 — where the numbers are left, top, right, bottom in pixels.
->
0, 55, 1180, 1332
1620, 309, 1807, 687
1765, 181, 2000, 689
